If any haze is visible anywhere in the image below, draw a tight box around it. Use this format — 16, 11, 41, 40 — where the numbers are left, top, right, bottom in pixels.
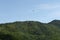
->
0, 0, 60, 23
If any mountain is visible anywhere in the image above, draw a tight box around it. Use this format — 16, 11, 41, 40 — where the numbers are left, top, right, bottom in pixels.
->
0, 20, 60, 40
49, 20, 60, 27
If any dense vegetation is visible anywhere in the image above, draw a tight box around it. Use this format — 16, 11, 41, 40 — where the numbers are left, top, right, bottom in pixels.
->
0, 20, 60, 40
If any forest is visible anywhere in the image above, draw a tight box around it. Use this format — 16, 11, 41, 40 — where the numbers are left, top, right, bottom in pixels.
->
0, 20, 60, 40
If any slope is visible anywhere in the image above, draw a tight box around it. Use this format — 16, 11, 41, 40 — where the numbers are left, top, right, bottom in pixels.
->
0, 21, 60, 40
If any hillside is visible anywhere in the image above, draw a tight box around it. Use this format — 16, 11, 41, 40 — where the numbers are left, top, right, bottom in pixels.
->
0, 20, 60, 40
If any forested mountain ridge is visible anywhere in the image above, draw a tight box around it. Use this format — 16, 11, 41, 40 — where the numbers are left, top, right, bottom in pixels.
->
0, 20, 60, 40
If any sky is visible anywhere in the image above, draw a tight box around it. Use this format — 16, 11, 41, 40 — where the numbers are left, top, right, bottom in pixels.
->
0, 0, 60, 23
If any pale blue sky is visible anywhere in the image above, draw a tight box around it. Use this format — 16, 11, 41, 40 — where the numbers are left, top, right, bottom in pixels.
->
0, 0, 60, 23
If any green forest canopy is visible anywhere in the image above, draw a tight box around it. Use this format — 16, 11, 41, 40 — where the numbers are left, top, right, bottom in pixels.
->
0, 20, 60, 40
